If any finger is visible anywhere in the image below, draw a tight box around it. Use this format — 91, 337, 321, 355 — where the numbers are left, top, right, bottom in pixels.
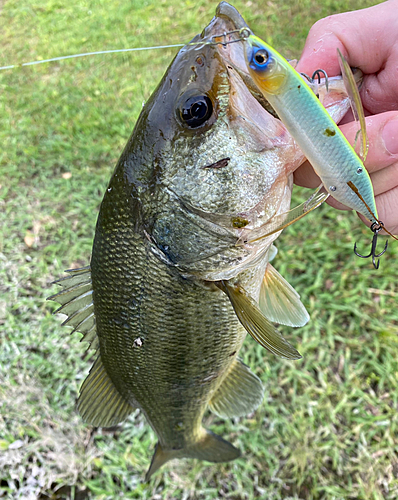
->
376, 185, 398, 235
371, 162, 398, 198
338, 111, 398, 173
293, 164, 352, 211
293, 161, 320, 189
296, 1, 398, 74
296, 0, 398, 113
294, 112, 398, 217
295, 111, 398, 182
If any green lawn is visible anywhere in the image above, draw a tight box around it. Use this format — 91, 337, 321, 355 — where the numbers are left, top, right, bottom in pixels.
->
1, 0, 397, 499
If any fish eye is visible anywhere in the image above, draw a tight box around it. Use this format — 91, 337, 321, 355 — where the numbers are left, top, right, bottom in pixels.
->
253, 49, 269, 66
179, 94, 213, 128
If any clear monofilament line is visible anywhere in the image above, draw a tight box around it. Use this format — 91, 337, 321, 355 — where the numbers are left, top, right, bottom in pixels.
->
0, 45, 185, 71
0, 30, 245, 71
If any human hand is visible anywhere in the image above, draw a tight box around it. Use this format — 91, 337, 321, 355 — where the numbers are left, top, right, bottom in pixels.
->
295, 0, 398, 234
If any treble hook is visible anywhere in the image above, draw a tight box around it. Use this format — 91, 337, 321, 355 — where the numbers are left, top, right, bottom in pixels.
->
311, 69, 329, 92
299, 69, 329, 98
299, 72, 312, 82
354, 221, 388, 269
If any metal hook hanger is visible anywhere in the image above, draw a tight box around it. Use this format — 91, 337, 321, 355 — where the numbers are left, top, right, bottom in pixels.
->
354, 222, 388, 269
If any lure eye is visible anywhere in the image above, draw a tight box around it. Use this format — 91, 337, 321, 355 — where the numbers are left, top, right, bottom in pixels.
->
253, 49, 269, 66
180, 95, 213, 128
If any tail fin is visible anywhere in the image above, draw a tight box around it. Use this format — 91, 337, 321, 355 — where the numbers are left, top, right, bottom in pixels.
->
186, 429, 241, 462
145, 429, 240, 481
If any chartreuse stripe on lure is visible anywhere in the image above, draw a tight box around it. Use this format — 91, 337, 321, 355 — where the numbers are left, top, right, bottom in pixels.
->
243, 32, 378, 224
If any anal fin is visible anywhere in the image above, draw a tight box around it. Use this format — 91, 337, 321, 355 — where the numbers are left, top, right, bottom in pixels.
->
218, 281, 301, 360
77, 356, 135, 427
259, 264, 310, 327
208, 358, 264, 418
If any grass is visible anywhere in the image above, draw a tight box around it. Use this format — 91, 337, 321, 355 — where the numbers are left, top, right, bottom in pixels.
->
1, 0, 397, 498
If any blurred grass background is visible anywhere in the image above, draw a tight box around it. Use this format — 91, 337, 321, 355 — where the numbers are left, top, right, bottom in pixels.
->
1, 0, 397, 499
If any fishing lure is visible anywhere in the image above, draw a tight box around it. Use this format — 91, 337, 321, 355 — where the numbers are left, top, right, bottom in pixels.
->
241, 29, 396, 268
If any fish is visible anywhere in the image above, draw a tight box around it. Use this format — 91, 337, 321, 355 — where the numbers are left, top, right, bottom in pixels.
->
48, 1, 358, 480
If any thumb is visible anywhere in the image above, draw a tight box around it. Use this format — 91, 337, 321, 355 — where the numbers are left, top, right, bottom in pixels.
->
296, 0, 398, 114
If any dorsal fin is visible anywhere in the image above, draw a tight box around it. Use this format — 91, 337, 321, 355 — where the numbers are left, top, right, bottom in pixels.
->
208, 358, 264, 418
47, 266, 97, 349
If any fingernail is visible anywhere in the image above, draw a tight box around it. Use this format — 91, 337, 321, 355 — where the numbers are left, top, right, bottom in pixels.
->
382, 118, 398, 155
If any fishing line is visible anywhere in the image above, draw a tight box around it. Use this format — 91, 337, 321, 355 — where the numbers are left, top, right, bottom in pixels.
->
0, 45, 185, 71
0, 29, 246, 72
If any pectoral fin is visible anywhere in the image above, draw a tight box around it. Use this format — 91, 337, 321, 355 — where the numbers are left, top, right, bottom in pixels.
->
217, 281, 301, 360
259, 264, 309, 327
208, 358, 264, 418
77, 356, 135, 427
240, 186, 328, 244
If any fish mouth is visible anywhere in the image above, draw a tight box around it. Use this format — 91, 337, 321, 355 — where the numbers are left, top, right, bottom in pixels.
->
205, 3, 278, 117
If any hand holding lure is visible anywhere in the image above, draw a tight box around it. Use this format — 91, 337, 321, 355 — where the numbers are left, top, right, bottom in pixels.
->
241, 29, 396, 268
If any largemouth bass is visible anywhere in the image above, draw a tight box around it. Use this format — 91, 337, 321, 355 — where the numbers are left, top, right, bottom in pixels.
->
49, 2, 357, 480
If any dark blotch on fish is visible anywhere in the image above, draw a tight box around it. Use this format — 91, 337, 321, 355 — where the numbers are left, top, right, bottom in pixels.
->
202, 157, 230, 169
231, 217, 249, 228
